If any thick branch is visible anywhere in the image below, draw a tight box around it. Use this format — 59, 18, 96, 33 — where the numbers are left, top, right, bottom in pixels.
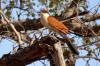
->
82, 14, 100, 22
0, 14, 100, 37
52, 42, 66, 66
0, 19, 43, 32
0, 44, 48, 66
0, 36, 60, 66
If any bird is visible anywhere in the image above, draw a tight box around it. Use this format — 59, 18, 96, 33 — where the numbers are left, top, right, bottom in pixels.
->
40, 8, 79, 55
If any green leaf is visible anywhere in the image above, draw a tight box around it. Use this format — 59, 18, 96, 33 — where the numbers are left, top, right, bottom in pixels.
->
6, 10, 11, 18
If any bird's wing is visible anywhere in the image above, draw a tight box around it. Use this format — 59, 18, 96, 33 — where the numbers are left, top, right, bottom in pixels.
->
48, 16, 79, 55
47, 16, 68, 34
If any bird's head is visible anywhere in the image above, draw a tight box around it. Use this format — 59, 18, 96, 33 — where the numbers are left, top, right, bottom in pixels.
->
40, 8, 48, 13
40, 8, 49, 17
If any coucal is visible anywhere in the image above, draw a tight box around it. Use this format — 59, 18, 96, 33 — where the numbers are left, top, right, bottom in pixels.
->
40, 8, 79, 55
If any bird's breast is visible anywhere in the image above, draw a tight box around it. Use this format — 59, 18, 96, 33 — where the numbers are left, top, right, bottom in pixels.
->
40, 13, 64, 34
41, 17, 48, 27
40, 14, 51, 28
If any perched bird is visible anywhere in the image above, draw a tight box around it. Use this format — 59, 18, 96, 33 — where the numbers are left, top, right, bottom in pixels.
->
40, 8, 79, 55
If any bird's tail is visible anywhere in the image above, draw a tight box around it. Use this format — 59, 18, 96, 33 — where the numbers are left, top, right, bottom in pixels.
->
61, 34, 79, 55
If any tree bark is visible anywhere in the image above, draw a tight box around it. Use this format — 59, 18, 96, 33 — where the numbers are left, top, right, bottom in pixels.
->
0, 39, 49, 66
0, 36, 68, 66
52, 42, 66, 66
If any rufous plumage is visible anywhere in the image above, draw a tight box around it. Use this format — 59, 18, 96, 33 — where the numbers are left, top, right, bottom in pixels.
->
40, 8, 79, 55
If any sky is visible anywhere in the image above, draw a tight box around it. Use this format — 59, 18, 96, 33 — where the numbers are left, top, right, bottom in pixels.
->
0, 0, 100, 66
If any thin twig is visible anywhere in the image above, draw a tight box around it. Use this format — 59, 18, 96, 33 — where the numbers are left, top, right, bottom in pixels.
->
79, 39, 100, 48
77, 56, 100, 62
0, 10, 23, 47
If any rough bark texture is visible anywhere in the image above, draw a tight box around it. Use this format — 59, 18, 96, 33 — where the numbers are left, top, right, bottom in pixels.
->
0, 36, 64, 66
52, 42, 66, 66
0, 42, 48, 66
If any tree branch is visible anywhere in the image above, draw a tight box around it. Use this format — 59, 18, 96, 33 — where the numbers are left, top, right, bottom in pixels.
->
77, 56, 100, 62
81, 14, 100, 22
0, 10, 23, 47
0, 14, 100, 37
0, 36, 66, 66
52, 41, 66, 66
0, 44, 49, 66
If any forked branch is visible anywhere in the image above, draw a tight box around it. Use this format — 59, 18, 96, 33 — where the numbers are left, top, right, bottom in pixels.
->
0, 10, 23, 48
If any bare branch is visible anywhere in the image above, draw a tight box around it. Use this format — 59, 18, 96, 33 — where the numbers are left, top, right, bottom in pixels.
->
0, 19, 100, 37
82, 14, 100, 22
0, 44, 48, 66
0, 36, 66, 66
0, 10, 23, 47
